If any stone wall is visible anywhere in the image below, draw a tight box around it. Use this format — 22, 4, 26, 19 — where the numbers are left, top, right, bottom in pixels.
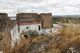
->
0, 13, 8, 51
17, 13, 39, 22
0, 13, 12, 53
40, 13, 52, 29
17, 13, 52, 29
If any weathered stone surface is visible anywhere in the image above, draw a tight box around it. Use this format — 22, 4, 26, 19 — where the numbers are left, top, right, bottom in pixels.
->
40, 13, 52, 29
0, 13, 12, 53
17, 13, 52, 29
17, 13, 39, 22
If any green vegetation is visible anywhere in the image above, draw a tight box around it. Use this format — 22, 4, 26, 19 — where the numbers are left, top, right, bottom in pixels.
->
52, 16, 80, 24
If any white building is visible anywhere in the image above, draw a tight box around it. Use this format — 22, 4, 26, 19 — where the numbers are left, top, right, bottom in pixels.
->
18, 23, 41, 33
15, 13, 57, 35
10, 13, 54, 43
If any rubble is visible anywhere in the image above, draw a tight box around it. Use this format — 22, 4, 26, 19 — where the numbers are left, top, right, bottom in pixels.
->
11, 24, 80, 53
12, 31, 54, 53
29, 35, 53, 53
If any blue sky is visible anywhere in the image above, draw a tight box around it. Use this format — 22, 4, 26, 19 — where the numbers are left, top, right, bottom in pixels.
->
0, 0, 80, 16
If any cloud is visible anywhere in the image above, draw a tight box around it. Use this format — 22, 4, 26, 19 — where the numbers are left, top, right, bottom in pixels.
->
15, 0, 43, 3
0, 0, 80, 16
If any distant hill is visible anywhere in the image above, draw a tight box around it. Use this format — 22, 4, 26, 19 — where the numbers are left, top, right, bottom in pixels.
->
52, 15, 80, 23
53, 15, 80, 18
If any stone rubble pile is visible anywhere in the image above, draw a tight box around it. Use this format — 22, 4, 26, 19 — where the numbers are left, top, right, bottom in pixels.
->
29, 35, 53, 53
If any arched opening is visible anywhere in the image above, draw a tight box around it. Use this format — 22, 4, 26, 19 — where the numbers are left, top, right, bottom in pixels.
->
38, 25, 41, 30
24, 35, 28, 39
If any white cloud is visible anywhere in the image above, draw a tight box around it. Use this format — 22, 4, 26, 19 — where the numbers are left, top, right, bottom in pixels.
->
0, 0, 80, 16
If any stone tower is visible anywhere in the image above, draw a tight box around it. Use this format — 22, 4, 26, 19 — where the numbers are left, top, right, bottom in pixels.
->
40, 13, 52, 29
0, 13, 11, 53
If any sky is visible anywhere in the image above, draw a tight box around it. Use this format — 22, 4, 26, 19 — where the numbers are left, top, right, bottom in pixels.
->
0, 0, 80, 16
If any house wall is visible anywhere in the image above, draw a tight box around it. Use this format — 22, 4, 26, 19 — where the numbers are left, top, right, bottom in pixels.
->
19, 24, 41, 33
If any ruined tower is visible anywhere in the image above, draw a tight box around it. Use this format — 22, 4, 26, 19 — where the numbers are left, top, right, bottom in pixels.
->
0, 13, 11, 53
0, 13, 8, 51
40, 13, 52, 29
